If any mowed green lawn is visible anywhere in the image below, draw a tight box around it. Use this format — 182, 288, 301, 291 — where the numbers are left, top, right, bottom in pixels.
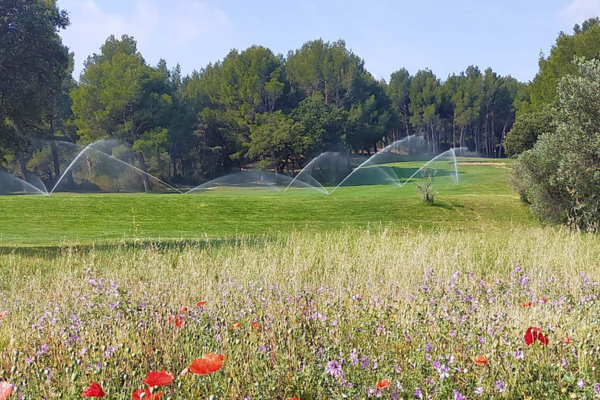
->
0, 161, 535, 246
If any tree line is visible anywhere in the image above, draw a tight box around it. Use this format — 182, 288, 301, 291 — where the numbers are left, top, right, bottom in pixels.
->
1, 0, 530, 187
3, 1, 600, 197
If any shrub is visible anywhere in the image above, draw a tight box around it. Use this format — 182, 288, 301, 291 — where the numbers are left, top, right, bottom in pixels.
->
417, 167, 437, 204
511, 58, 600, 231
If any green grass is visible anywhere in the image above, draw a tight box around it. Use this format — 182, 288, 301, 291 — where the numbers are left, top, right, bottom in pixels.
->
0, 162, 533, 246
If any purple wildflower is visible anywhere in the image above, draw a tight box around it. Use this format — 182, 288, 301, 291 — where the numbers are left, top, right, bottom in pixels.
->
414, 387, 423, 399
436, 364, 449, 380
494, 380, 506, 393
360, 356, 371, 369
325, 360, 344, 381
349, 349, 358, 366
453, 390, 466, 400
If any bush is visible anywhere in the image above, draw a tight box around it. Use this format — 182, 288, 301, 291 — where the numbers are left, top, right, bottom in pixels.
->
504, 105, 555, 157
511, 58, 600, 231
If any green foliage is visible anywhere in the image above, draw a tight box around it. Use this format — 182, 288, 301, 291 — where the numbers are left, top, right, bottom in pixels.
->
0, 0, 70, 159
286, 39, 364, 107
71, 35, 174, 188
291, 92, 348, 152
248, 111, 308, 173
387, 69, 412, 138
504, 106, 555, 157
529, 17, 600, 110
512, 58, 600, 230
72, 35, 172, 146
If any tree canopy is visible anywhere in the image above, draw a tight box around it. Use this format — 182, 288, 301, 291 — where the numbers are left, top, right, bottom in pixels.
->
0, 0, 70, 159
511, 58, 600, 230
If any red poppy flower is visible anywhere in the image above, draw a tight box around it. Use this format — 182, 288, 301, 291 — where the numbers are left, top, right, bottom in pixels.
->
522, 302, 532, 308
169, 315, 184, 328
197, 301, 206, 307
541, 298, 548, 303
179, 306, 188, 313
473, 354, 488, 365
0, 382, 14, 400
286, 398, 301, 400
132, 389, 163, 400
252, 321, 260, 330
189, 353, 224, 375
0, 311, 7, 319
563, 337, 572, 345
524, 327, 549, 346
231, 323, 241, 330
142, 370, 174, 387
82, 382, 105, 398
376, 379, 391, 389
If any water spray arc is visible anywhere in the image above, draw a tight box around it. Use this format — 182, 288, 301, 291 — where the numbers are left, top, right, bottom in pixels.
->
0, 138, 469, 196
284, 152, 336, 194
48, 144, 93, 195
0, 171, 48, 196
399, 147, 464, 187
329, 135, 418, 194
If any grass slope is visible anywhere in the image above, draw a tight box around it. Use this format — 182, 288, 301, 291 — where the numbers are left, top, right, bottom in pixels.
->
0, 163, 533, 246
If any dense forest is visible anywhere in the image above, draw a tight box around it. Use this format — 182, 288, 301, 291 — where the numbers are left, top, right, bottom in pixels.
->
2, 1, 600, 188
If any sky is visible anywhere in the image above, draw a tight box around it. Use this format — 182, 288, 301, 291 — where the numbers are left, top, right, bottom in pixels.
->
57, 0, 600, 83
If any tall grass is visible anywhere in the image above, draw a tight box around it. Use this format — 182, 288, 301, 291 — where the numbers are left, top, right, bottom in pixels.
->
1, 227, 600, 398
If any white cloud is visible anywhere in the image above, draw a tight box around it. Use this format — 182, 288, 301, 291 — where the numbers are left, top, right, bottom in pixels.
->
560, 0, 600, 25
58, 0, 236, 77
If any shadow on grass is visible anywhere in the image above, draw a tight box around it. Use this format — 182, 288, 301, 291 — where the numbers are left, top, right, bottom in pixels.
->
0, 235, 282, 258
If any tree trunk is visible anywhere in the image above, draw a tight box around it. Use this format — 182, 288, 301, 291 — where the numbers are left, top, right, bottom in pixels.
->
19, 155, 28, 181
491, 114, 496, 158
86, 157, 93, 182
452, 121, 456, 149
19, 155, 28, 192
50, 141, 61, 181
136, 152, 152, 192
171, 156, 178, 181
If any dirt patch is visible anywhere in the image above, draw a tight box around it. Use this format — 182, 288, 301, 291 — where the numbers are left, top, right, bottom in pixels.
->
457, 162, 509, 166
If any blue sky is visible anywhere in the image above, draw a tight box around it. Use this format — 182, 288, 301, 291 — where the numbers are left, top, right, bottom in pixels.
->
57, 0, 600, 83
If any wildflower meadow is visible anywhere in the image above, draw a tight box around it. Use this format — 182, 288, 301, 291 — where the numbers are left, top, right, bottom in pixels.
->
1, 227, 600, 399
